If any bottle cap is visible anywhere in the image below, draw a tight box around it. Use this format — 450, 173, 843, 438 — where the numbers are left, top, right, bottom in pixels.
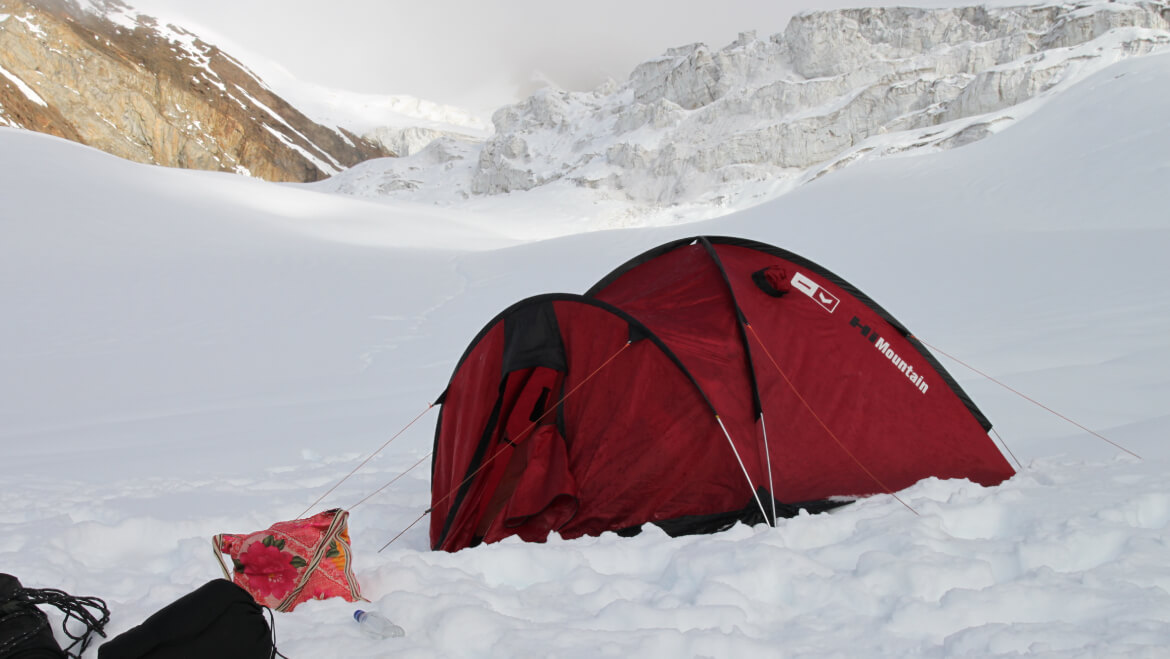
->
353, 610, 365, 621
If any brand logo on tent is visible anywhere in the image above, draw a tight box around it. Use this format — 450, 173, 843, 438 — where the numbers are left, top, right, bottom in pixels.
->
792, 272, 840, 313
850, 316, 930, 395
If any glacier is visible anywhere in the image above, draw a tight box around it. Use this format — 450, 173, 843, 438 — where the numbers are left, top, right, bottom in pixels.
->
314, 2, 1170, 236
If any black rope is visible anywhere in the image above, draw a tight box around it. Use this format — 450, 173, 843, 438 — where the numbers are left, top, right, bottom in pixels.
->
17, 586, 109, 659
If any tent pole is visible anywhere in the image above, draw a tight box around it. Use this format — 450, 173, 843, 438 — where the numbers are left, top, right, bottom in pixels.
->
390, 340, 634, 552
715, 415, 770, 525
746, 324, 920, 516
760, 414, 777, 526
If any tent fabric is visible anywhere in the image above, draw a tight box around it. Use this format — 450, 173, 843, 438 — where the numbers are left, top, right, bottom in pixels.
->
429, 236, 1014, 552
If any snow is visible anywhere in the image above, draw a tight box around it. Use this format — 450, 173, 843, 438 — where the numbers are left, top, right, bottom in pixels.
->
272, 80, 492, 140
12, 12, 46, 38
3, 43, 1170, 659
0, 63, 47, 107
73, 0, 495, 139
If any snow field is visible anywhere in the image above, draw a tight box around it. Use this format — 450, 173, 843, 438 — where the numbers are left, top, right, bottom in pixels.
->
3, 43, 1170, 659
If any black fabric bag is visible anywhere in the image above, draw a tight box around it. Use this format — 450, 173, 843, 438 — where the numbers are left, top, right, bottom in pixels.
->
2, 573, 109, 659
98, 580, 280, 659
0, 573, 63, 659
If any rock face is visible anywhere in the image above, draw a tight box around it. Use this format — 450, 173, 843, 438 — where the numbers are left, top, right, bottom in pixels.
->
0, 0, 391, 182
317, 1, 1170, 214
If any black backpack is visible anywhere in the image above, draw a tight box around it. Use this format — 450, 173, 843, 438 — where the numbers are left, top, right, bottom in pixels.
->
98, 580, 283, 659
0, 573, 109, 659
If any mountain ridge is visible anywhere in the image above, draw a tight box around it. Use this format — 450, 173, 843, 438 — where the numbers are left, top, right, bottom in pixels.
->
314, 1, 1170, 232
0, 0, 391, 181
4, 0, 1169, 197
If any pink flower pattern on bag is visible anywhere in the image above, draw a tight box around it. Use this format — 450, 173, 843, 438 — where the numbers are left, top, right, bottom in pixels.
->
214, 509, 362, 611
236, 538, 301, 600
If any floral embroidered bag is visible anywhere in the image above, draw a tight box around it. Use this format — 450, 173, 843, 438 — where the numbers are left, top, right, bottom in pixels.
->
212, 509, 363, 612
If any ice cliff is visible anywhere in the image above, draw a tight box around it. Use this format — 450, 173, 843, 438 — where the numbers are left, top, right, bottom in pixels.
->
317, 1, 1170, 223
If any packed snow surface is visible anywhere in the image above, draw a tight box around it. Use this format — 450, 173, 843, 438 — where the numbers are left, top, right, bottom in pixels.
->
3, 45, 1170, 659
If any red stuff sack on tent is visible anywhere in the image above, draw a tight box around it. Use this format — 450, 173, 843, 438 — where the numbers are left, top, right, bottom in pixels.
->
213, 508, 363, 612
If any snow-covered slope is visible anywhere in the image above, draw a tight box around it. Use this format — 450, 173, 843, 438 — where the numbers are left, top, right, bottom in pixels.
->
0, 0, 397, 181
2, 28, 1169, 659
100, 0, 494, 154
315, 1, 1170, 239
0, 0, 492, 181
219, 64, 494, 156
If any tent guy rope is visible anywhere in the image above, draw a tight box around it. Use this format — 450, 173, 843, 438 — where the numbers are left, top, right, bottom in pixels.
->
912, 335, 1143, 460
992, 428, 1024, 471
379, 340, 634, 551
746, 323, 920, 516
298, 402, 437, 518
346, 452, 432, 511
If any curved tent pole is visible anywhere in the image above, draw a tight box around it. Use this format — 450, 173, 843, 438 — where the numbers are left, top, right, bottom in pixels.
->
429, 294, 716, 550
701, 236, 993, 433
696, 237, 775, 526
692, 238, 767, 416
401, 339, 634, 552
593, 235, 994, 433
589, 238, 782, 526
428, 290, 789, 550
695, 237, 766, 419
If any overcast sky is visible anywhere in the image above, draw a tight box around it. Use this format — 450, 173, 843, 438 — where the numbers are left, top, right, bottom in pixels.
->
125, 0, 1007, 114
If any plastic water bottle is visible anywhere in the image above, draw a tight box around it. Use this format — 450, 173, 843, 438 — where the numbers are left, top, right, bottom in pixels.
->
353, 610, 405, 638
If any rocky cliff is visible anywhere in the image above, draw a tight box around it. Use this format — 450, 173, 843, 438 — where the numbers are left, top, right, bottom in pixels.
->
0, 0, 391, 182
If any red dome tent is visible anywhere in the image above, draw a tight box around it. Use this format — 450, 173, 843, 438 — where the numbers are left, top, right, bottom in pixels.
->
429, 236, 1014, 552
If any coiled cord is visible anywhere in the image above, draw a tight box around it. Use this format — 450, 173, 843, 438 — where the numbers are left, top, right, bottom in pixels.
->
13, 586, 110, 658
